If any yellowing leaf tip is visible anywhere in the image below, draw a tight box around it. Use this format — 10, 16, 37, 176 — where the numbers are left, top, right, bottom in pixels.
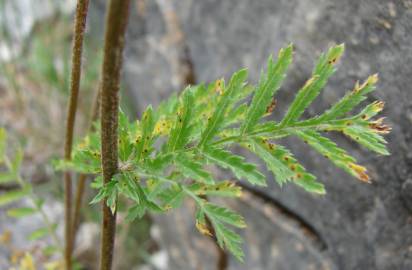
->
195, 220, 213, 237
368, 73, 379, 84
349, 163, 370, 183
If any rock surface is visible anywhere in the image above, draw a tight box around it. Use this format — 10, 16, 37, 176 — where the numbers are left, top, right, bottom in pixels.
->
114, 0, 412, 269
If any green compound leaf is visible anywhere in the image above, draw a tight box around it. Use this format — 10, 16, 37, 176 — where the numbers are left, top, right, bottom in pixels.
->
63, 44, 391, 262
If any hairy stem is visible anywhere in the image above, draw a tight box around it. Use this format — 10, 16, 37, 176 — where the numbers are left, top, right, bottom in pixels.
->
99, 1, 131, 270
63, 0, 89, 269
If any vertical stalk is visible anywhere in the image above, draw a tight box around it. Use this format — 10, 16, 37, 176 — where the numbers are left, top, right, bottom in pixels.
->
99, 1, 131, 270
71, 86, 100, 247
63, 0, 89, 269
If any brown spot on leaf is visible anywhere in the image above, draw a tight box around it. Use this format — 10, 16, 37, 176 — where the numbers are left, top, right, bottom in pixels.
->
265, 98, 277, 114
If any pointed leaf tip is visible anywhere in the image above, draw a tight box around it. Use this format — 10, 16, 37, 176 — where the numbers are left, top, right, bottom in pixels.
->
348, 163, 370, 183
326, 44, 345, 65
369, 73, 379, 84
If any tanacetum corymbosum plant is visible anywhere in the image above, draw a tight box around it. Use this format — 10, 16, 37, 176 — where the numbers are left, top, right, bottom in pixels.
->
57, 44, 391, 261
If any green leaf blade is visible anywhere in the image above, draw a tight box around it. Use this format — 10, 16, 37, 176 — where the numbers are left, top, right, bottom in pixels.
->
241, 44, 293, 134
280, 44, 345, 126
0, 186, 31, 207
0, 128, 6, 163
28, 226, 54, 241
343, 126, 389, 155
212, 221, 244, 261
295, 130, 370, 182
199, 69, 248, 147
158, 184, 185, 210
318, 74, 378, 121
189, 181, 242, 198
7, 207, 36, 218
202, 147, 266, 186
135, 106, 155, 161
175, 154, 214, 184
167, 89, 195, 152
204, 203, 246, 228
0, 172, 16, 184
248, 138, 325, 194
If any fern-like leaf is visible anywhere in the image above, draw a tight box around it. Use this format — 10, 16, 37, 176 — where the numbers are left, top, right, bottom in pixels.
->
60, 44, 391, 262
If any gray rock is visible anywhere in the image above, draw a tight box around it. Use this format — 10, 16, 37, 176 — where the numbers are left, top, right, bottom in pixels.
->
0, 0, 75, 60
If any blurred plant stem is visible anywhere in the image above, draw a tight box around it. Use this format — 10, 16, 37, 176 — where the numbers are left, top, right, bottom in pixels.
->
98, 1, 131, 270
63, 0, 89, 269
71, 86, 100, 254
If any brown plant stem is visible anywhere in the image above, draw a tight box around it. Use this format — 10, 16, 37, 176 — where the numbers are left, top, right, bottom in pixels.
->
63, 0, 89, 269
72, 174, 87, 236
99, 1, 131, 270
71, 86, 100, 249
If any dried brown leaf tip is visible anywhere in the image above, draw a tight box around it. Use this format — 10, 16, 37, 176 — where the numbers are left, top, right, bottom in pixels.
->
372, 101, 385, 112
360, 100, 385, 120
349, 163, 370, 183
355, 73, 379, 92
369, 117, 391, 134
